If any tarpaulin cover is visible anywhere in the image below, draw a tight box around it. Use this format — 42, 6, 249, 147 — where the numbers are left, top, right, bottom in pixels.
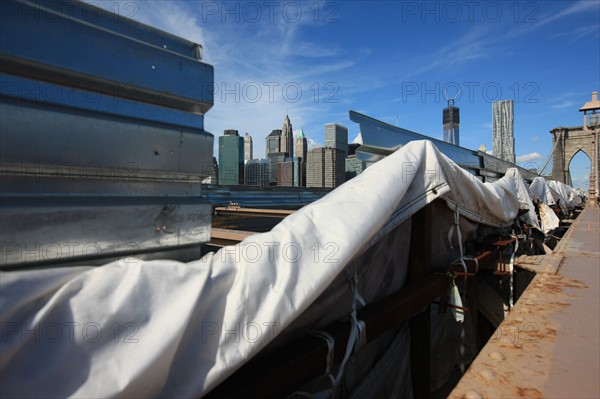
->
504, 168, 540, 231
1, 141, 531, 398
549, 180, 582, 209
530, 176, 558, 206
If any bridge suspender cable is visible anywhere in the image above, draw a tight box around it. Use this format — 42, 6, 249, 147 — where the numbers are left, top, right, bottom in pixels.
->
539, 130, 563, 176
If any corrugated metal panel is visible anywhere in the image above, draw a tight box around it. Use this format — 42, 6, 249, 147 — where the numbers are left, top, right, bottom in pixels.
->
0, 194, 211, 269
0, 0, 215, 268
0, 0, 213, 113
0, 100, 213, 176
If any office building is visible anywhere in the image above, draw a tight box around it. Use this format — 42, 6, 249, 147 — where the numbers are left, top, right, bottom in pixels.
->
492, 100, 515, 163
325, 123, 348, 155
276, 157, 302, 187
218, 129, 244, 185
243, 133, 253, 161
244, 159, 270, 187
306, 147, 345, 188
295, 128, 308, 160
345, 158, 366, 181
201, 156, 219, 184
267, 151, 286, 186
266, 129, 281, 158
281, 114, 294, 157
295, 128, 308, 186
345, 144, 366, 181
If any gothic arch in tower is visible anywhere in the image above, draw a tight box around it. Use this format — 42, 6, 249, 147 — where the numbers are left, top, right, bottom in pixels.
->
550, 126, 598, 191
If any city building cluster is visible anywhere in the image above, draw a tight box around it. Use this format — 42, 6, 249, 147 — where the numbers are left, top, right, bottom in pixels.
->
211, 99, 519, 188
211, 115, 366, 188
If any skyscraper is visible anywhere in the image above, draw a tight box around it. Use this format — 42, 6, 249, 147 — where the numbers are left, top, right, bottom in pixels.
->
281, 114, 294, 157
325, 123, 348, 155
201, 156, 219, 184
295, 128, 308, 160
243, 133, 253, 161
345, 143, 366, 181
295, 128, 308, 186
492, 100, 515, 163
276, 157, 302, 187
218, 129, 244, 185
244, 159, 269, 186
306, 147, 345, 188
265, 129, 281, 158
267, 151, 286, 186
443, 99, 460, 146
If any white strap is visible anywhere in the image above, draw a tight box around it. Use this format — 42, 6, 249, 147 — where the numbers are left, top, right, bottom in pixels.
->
333, 268, 363, 387
296, 267, 366, 398
452, 209, 468, 374
507, 230, 519, 309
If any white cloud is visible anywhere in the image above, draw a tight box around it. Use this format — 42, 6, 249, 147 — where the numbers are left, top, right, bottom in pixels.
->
87, 0, 352, 162
352, 132, 363, 145
407, 27, 492, 78
404, 0, 599, 79
552, 100, 577, 109
536, 1, 600, 28
307, 137, 322, 151
551, 24, 600, 43
516, 152, 543, 163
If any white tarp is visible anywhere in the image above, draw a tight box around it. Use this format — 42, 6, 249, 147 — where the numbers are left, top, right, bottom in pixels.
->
505, 168, 540, 231
530, 177, 581, 212
529, 177, 561, 233
530, 176, 557, 206
538, 202, 560, 233
1, 141, 526, 398
549, 180, 582, 210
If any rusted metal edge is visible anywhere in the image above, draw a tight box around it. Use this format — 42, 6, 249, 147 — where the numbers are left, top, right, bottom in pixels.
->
449, 206, 600, 398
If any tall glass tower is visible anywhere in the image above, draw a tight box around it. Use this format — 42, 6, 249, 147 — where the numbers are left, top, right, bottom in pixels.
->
443, 99, 460, 146
218, 129, 244, 185
492, 100, 515, 163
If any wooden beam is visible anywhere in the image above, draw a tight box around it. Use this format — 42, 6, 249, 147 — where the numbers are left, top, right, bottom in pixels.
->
409, 205, 433, 399
214, 207, 295, 218
209, 228, 255, 246
205, 274, 449, 399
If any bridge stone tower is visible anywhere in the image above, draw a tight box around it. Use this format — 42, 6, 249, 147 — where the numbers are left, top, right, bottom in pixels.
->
550, 92, 600, 200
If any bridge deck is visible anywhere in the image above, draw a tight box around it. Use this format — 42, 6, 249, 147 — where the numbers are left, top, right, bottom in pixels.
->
450, 205, 600, 398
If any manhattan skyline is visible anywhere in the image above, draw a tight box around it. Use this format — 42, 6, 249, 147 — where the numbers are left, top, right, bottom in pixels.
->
90, 1, 599, 189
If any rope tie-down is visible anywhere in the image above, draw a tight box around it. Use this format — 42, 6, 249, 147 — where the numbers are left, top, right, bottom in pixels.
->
291, 266, 366, 399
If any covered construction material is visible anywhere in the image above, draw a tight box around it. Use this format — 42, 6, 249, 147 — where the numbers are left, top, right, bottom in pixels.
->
1, 140, 575, 397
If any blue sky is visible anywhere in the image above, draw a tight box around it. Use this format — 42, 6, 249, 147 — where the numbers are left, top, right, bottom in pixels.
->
95, 0, 599, 189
